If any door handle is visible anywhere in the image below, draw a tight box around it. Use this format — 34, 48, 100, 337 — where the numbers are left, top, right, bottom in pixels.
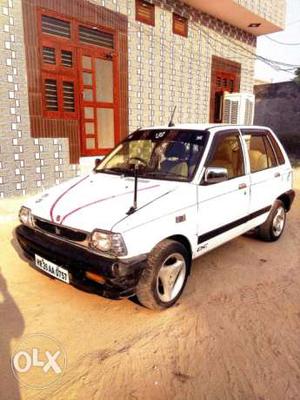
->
238, 183, 247, 190
274, 172, 281, 178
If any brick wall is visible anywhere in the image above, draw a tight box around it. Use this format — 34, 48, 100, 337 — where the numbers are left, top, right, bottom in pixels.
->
0, 0, 257, 197
234, 0, 286, 29
0, 0, 80, 198
94, 0, 256, 131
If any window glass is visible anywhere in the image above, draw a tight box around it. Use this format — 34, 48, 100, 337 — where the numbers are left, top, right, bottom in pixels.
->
85, 122, 94, 135
95, 59, 113, 102
86, 138, 95, 149
97, 108, 115, 148
83, 88, 93, 101
82, 56, 92, 69
84, 107, 94, 119
96, 129, 208, 182
268, 133, 285, 164
263, 136, 277, 168
243, 132, 279, 172
83, 72, 93, 86
243, 135, 267, 173
207, 133, 244, 179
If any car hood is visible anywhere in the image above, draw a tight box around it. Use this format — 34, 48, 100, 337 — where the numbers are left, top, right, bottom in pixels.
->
26, 173, 178, 232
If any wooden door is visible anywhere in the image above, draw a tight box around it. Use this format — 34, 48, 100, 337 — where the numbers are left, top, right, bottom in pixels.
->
79, 47, 119, 156
213, 71, 237, 123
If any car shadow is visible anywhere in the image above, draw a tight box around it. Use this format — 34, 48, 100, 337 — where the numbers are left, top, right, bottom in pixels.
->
0, 272, 25, 400
10, 228, 28, 263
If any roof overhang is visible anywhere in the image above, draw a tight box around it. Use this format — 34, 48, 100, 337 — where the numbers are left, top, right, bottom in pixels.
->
184, 0, 284, 36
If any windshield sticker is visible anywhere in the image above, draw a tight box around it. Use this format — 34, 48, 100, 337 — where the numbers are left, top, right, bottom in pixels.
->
155, 131, 166, 139
128, 129, 208, 144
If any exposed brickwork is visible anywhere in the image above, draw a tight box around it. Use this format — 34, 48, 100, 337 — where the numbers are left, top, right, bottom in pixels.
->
0, 0, 284, 198
0, 0, 79, 198
234, 0, 286, 29
22, 0, 129, 163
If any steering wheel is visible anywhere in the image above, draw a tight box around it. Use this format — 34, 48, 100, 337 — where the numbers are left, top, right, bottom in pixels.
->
128, 157, 147, 166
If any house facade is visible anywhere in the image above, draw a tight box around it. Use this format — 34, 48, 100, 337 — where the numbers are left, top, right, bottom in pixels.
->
0, 0, 286, 197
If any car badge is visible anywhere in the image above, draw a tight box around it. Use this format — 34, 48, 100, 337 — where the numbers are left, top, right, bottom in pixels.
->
55, 226, 61, 235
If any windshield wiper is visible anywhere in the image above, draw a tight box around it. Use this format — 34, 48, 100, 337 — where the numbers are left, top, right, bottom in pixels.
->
144, 171, 187, 180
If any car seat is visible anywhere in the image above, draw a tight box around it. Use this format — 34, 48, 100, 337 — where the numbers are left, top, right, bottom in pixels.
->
249, 150, 269, 172
209, 140, 234, 178
160, 142, 188, 177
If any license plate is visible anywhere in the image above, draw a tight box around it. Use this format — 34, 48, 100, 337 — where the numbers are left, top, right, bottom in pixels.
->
35, 254, 70, 284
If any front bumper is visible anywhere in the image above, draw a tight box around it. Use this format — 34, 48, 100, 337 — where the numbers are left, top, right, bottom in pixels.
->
16, 224, 147, 299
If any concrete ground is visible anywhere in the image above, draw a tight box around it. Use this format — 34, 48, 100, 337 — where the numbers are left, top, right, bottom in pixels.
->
0, 169, 300, 400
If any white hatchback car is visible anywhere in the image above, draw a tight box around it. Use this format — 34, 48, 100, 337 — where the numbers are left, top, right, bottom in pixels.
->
17, 124, 295, 309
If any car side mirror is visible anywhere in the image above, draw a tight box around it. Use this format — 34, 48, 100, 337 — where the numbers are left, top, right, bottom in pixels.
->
203, 167, 228, 185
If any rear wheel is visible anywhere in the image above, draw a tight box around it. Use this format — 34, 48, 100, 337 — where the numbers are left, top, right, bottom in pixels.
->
257, 200, 286, 241
136, 239, 189, 310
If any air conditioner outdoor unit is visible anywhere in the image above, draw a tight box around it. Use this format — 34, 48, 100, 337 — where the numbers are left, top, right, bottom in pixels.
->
222, 92, 255, 125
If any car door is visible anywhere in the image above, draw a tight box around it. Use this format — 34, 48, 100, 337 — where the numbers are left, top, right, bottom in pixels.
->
196, 129, 250, 253
240, 129, 281, 215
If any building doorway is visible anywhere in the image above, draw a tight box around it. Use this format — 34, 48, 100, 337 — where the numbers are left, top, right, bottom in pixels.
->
210, 56, 241, 123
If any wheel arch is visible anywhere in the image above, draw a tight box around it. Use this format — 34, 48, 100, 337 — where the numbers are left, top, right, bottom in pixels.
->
277, 190, 295, 212
166, 234, 193, 274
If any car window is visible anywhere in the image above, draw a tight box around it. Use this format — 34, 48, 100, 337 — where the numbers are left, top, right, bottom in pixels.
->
242, 131, 278, 173
206, 132, 245, 179
268, 132, 285, 165
96, 129, 209, 182
264, 136, 277, 168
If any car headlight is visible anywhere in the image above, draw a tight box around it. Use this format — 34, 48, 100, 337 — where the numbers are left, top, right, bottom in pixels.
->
19, 206, 35, 228
89, 230, 127, 256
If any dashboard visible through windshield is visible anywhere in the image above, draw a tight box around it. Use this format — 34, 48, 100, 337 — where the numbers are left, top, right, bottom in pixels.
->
95, 129, 209, 182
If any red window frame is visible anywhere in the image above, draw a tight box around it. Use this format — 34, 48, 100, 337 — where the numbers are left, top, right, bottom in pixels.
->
135, 0, 155, 26
78, 46, 120, 156
172, 14, 188, 37
42, 72, 78, 119
37, 8, 120, 156
40, 39, 77, 75
38, 10, 78, 119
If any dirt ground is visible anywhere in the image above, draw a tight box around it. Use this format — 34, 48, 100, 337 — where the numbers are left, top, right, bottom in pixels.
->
0, 169, 300, 400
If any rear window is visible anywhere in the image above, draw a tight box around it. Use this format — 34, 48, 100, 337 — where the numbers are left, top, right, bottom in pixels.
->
241, 130, 278, 173
268, 132, 285, 165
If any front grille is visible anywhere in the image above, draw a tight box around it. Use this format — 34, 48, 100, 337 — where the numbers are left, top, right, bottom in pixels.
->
34, 217, 88, 242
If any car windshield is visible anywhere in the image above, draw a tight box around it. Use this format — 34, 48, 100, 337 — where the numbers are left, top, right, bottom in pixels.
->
95, 129, 209, 182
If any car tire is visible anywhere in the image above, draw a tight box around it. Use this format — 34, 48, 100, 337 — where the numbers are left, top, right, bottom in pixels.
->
136, 239, 189, 310
257, 200, 286, 242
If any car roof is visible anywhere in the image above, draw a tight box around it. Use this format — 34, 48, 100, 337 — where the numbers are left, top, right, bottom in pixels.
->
139, 124, 272, 133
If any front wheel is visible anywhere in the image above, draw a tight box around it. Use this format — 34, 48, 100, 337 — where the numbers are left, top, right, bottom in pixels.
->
257, 200, 286, 242
136, 239, 189, 310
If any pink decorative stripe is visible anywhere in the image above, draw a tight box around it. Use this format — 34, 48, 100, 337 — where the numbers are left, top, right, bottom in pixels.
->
50, 175, 89, 222
60, 184, 160, 225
